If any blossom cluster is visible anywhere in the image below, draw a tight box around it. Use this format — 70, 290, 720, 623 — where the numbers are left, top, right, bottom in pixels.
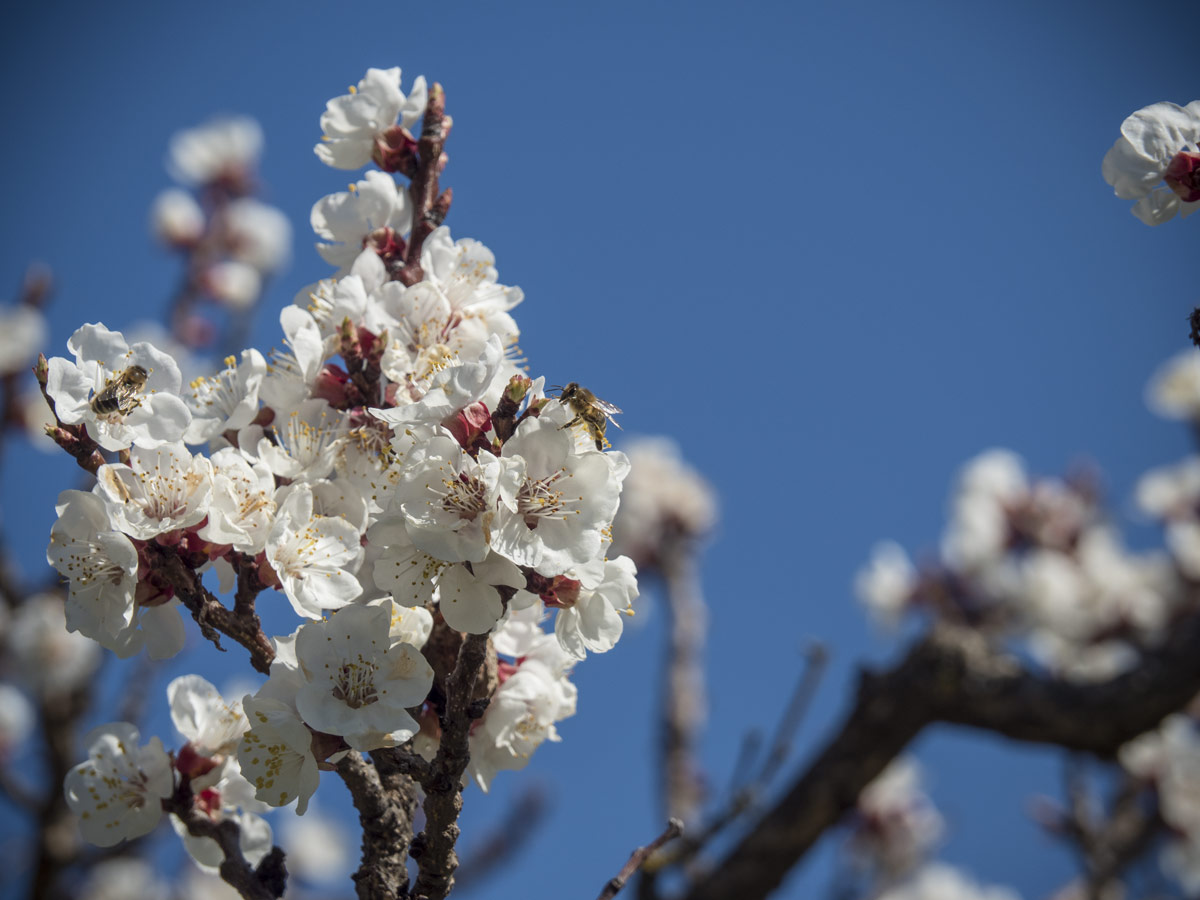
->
152, 116, 291, 315
854, 349, 1200, 684
49, 65, 639, 852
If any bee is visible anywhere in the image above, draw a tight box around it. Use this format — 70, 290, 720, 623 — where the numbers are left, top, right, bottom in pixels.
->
554, 382, 622, 451
89, 365, 149, 416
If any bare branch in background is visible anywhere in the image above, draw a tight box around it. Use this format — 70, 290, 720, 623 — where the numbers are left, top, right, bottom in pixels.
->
676, 617, 1200, 900
597, 819, 684, 900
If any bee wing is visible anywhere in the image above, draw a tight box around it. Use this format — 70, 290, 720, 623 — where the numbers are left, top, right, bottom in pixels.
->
593, 397, 622, 416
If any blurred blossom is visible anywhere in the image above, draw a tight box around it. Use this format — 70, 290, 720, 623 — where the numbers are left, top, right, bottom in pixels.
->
1147, 350, 1200, 421
179, 868, 245, 900
168, 116, 263, 187
7, 592, 101, 694
64, 722, 174, 847
875, 864, 1020, 900
80, 858, 169, 900
151, 187, 206, 247
849, 758, 944, 879
280, 802, 352, 885
0, 683, 34, 753
223, 197, 292, 273
20, 383, 59, 452
0, 303, 47, 374
610, 437, 717, 569
940, 449, 1028, 572
855, 541, 917, 628
1102, 100, 1200, 225
204, 260, 263, 310
1120, 715, 1200, 892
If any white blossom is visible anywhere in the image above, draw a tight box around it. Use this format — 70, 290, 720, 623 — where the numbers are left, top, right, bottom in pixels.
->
315, 67, 427, 170
204, 261, 262, 310
1102, 100, 1200, 225
198, 447, 276, 553
47, 490, 139, 652
45, 323, 192, 451
493, 404, 627, 574
292, 604, 434, 751
553, 556, 638, 659
239, 694, 320, 814
96, 442, 213, 541
64, 722, 174, 847
264, 483, 364, 619
185, 350, 267, 445
311, 170, 412, 273
256, 398, 347, 482
468, 634, 576, 791
437, 553, 525, 634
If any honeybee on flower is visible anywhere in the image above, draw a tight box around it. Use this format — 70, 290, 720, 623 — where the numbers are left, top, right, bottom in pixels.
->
553, 382, 622, 451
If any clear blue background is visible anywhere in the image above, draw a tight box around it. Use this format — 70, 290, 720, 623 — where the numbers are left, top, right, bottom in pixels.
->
1, 0, 1197, 897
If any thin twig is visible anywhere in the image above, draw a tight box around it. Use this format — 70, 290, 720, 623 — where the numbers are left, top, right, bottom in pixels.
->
597, 819, 684, 900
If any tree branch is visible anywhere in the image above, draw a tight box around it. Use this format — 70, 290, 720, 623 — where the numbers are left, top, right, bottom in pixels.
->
598, 819, 684, 900
411, 629, 492, 900
164, 782, 286, 900
336, 752, 417, 900
678, 618, 1200, 900
148, 544, 275, 674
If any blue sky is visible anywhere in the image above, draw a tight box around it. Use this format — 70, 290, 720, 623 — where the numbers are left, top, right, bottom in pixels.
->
1, 0, 1198, 897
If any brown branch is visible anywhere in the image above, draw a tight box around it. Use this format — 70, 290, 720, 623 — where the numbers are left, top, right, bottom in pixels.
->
677, 618, 1200, 900
597, 819, 684, 900
659, 542, 708, 825
147, 544, 274, 674
164, 781, 287, 900
411, 629, 493, 900
397, 83, 452, 287
336, 752, 418, 900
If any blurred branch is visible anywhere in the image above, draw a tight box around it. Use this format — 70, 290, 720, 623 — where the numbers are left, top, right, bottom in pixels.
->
597, 819, 683, 900
676, 617, 1200, 900
1053, 762, 1164, 900
452, 785, 548, 893
659, 541, 707, 825
656, 643, 829, 873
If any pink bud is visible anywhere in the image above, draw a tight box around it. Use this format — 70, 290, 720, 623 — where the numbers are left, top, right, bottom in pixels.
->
443, 402, 492, 449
